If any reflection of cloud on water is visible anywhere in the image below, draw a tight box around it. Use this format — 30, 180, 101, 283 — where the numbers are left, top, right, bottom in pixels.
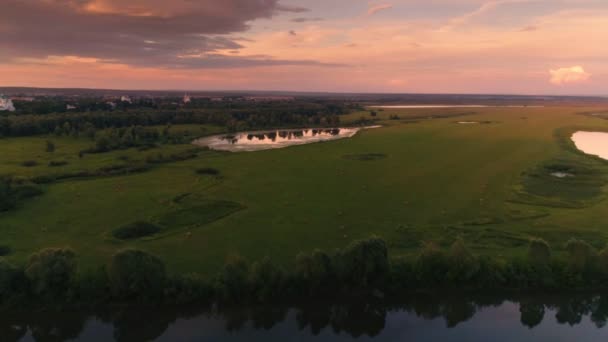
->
194, 127, 377, 152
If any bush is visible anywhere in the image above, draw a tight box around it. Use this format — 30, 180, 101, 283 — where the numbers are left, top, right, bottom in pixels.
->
216, 254, 250, 302
48, 160, 68, 167
0, 259, 26, 302
195, 168, 220, 176
45, 140, 55, 153
25, 248, 77, 298
294, 250, 334, 296
164, 273, 214, 305
527, 238, 551, 268
334, 236, 389, 290
446, 238, 480, 283
21, 160, 38, 167
0, 245, 11, 256
414, 242, 448, 285
566, 239, 596, 272
112, 221, 162, 240
249, 257, 284, 302
107, 249, 166, 300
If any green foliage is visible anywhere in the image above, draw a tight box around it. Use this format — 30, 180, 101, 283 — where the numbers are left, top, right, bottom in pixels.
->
45, 140, 55, 153
249, 257, 284, 302
107, 249, 166, 300
334, 236, 389, 290
195, 167, 221, 176
566, 239, 597, 272
25, 248, 77, 298
112, 221, 162, 240
0, 259, 25, 302
527, 239, 552, 268
294, 250, 334, 296
415, 242, 449, 285
446, 238, 480, 283
216, 254, 250, 302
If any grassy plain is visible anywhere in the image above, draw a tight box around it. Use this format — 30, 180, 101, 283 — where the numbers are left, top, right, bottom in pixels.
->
2, 106, 608, 275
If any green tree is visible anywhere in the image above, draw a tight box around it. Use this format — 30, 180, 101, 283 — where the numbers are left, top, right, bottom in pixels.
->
216, 254, 250, 302
527, 238, 551, 268
25, 248, 77, 298
107, 249, 166, 300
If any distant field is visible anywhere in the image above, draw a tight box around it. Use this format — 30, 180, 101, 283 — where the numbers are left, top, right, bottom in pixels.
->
2, 106, 608, 275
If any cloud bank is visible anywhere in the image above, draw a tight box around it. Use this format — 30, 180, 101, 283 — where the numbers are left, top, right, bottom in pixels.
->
549, 66, 591, 85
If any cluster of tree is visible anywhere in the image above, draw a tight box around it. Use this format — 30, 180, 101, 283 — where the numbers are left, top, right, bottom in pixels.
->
0, 178, 43, 212
0, 100, 353, 138
4, 237, 608, 310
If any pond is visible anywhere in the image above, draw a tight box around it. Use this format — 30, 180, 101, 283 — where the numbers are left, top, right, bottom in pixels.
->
8, 295, 608, 341
193, 127, 377, 152
572, 131, 608, 160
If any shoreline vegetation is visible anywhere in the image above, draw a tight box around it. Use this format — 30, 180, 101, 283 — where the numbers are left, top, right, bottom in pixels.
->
3, 236, 608, 309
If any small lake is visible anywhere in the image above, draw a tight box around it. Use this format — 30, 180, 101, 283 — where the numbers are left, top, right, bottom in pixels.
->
194, 127, 375, 152
8, 295, 608, 341
572, 131, 608, 160
369, 105, 544, 109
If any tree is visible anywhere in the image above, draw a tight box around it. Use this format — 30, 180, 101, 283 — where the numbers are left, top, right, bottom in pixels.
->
107, 249, 166, 300
216, 254, 250, 302
566, 239, 596, 273
25, 248, 77, 298
334, 236, 389, 290
527, 238, 551, 268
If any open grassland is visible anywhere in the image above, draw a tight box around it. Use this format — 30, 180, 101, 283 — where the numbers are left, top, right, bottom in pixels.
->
2, 106, 608, 275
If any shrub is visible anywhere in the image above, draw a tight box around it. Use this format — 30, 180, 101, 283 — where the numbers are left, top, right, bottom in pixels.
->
216, 254, 250, 302
48, 160, 68, 167
25, 248, 77, 298
334, 236, 389, 290
249, 257, 284, 302
566, 239, 596, 272
0, 245, 11, 256
414, 242, 448, 285
294, 249, 334, 296
107, 249, 166, 300
21, 160, 38, 167
446, 238, 480, 283
45, 140, 55, 153
164, 273, 214, 305
527, 238, 551, 268
195, 168, 220, 176
112, 221, 162, 240
0, 259, 26, 302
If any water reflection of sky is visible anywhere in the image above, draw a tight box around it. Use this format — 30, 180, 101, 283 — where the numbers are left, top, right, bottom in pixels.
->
194, 128, 363, 152
572, 131, 608, 160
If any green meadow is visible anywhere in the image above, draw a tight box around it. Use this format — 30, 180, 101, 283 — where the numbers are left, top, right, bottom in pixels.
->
2, 106, 608, 275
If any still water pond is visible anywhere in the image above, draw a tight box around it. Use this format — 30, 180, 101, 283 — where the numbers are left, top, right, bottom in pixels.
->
9, 295, 608, 341
193, 127, 374, 152
572, 131, 608, 160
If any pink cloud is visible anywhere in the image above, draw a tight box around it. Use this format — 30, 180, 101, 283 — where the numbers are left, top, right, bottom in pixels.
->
549, 66, 591, 85
367, 3, 393, 17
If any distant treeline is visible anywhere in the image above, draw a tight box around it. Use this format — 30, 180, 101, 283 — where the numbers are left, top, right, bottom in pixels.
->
0, 100, 358, 137
2, 236, 608, 308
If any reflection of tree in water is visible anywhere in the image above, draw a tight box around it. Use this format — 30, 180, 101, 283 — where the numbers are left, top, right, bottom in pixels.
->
0, 312, 28, 342
296, 304, 331, 336
250, 306, 288, 330
552, 296, 594, 326
27, 311, 87, 342
329, 302, 386, 338
110, 308, 176, 342
519, 300, 545, 328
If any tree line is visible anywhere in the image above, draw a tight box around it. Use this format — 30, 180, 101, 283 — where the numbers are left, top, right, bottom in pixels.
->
3, 236, 608, 309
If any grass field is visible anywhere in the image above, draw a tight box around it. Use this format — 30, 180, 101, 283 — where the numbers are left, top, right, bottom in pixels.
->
2, 106, 608, 275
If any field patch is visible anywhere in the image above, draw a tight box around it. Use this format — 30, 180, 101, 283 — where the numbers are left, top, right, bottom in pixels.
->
157, 200, 244, 230
512, 158, 606, 208
112, 221, 163, 240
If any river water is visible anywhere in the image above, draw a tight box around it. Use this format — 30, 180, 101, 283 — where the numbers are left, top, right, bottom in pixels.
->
8, 294, 608, 341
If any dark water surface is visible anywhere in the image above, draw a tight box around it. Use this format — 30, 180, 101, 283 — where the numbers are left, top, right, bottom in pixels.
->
7, 294, 608, 341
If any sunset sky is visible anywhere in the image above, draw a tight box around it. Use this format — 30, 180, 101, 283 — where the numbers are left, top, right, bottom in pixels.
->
1, 0, 607, 94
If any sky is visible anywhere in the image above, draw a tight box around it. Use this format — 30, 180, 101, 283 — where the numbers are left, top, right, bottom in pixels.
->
0, 0, 607, 95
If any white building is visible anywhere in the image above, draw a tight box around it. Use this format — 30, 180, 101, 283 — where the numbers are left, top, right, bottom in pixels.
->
0, 95, 15, 112
120, 96, 132, 104
183, 94, 192, 104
